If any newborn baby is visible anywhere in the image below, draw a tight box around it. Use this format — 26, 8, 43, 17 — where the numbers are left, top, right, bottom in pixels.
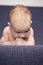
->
0, 5, 35, 46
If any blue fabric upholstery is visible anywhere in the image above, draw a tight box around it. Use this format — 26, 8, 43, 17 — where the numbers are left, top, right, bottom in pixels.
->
0, 46, 43, 65
0, 6, 43, 45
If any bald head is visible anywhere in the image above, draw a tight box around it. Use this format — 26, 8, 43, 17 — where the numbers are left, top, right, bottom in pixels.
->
10, 5, 32, 32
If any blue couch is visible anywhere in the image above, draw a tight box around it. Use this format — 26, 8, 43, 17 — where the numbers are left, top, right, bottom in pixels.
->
0, 46, 43, 65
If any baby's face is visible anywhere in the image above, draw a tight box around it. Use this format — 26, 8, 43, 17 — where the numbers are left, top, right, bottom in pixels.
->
10, 24, 30, 39
9, 20, 31, 40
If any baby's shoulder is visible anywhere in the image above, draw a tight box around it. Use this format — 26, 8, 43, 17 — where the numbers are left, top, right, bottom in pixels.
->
30, 27, 34, 32
30, 27, 34, 35
3, 26, 10, 34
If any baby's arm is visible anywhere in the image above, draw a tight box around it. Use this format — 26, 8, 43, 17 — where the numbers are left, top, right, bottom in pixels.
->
0, 27, 9, 44
0, 27, 15, 45
27, 27, 35, 46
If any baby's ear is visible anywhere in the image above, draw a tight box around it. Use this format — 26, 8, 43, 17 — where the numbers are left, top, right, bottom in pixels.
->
8, 22, 10, 26
31, 20, 32, 24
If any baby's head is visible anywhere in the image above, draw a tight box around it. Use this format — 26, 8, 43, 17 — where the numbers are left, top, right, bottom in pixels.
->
9, 5, 32, 39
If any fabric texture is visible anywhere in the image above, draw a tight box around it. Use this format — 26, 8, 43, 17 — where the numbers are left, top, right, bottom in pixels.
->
0, 45, 43, 65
